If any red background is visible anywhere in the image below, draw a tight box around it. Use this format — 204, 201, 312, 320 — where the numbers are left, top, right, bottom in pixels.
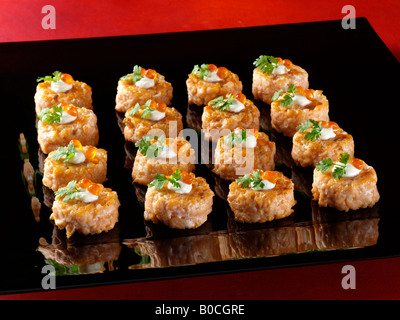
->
1, 0, 399, 300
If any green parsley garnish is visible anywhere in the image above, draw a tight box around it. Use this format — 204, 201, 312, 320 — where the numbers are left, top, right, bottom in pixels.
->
148, 169, 183, 190
120, 65, 144, 83
135, 134, 166, 158
298, 119, 323, 141
271, 89, 283, 102
128, 100, 155, 119
191, 64, 210, 79
210, 94, 235, 111
316, 152, 351, 180
253, 55, 279, 74
54, 180, 81, 202
37, 105, 63, 124
51, 142, 77, 163
271, 84, 298, 107
223, 128, 250, 148
37, 71, 61, 83
236, 170, 265, 190
135, 134, 153, 156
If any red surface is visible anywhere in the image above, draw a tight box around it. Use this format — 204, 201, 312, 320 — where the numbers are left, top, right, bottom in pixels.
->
2, 257, 400, 300
1, 0, 399, 61
1, 0, 400, 300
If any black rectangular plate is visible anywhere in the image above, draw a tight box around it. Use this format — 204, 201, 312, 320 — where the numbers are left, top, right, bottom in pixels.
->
1, 17, 399, 295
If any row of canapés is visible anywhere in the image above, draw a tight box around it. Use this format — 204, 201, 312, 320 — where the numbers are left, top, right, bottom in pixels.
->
33, 56, 379, 237
35, 71, 118, 239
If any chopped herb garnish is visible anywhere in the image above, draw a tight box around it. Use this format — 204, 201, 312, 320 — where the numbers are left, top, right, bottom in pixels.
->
271, 84, 298, 107
128, 100, 155, 119
191, 64, 210, 79
37, 105, 63, 124
128, 103, 141, 117
51, 143, 77, 162
135, 134, 153, 156
54, 180, 81, 202
316, 152, 351, 180
236, 170, 264, 190
44, 259, 80, 276
236, 174, 252, 188
210, 94, 235, 111
37, 71, 61, 83
298, 119, 323, 141
253, 55, 279, 74
223, 128, 250, 147
271, 89, 283, 102
148, 169, 183, 190
135, 134, 166, 158
120, 65, 144, 83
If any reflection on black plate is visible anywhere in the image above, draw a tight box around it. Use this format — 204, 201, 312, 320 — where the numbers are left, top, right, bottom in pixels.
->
124, 204, 379, 269
38, 225, 122, 276
2, 18, 400, 294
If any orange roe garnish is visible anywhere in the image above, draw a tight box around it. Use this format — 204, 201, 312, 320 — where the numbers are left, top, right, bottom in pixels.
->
84, 146, 99, 163
181, 171, 194, 185
145, 69, 157, 80
69, 139, 83, 151
60, 73, 74, 84
251, 128, 259, 139
216, 67, 229, 79
207, 64, 218, 72
141, 100, 167, 113
87, 183, 102, 196
235, 127, 259, 138
149, 100, 157, 109
66, 106, 78, 117
275, 57, 283, 64
283, 59, 293, 69
132, 100, 167, 118
232, 92, 246, 104
156, 102, 167, 113
295, 86, 305, 96
77, 178, 93, 190
350, 158, 364, 170
260, 170, 280, 184
304, 89, 314, 101
165, 138, 185, 151
321, 121, 340, 133
60, 103, 78, 117
77, 179, 102, 195
176, 140, 186, 150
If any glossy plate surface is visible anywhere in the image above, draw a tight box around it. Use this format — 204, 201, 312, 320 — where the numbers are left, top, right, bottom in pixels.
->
1, 18, 399, 294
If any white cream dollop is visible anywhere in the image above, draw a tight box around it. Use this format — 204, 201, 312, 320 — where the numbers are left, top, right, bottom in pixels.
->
272, 64, 288, 75
67, 150, 86, 164
146, 109, 166, 121
332, 162, 361, 178
51, 80, 73, 93
204, 71, 222, 82
135, 76, 155, 89
76, 188, 98, 203
241, 134, 257, 149
252, 179, 275, 191
157, 145, 177, 159
319, 126, 336, 140
227, 99, 245, 113
167, 180, 192, 194
59, 111, 77, 124
292, 94, 311, 107
342, 163, 361, 178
